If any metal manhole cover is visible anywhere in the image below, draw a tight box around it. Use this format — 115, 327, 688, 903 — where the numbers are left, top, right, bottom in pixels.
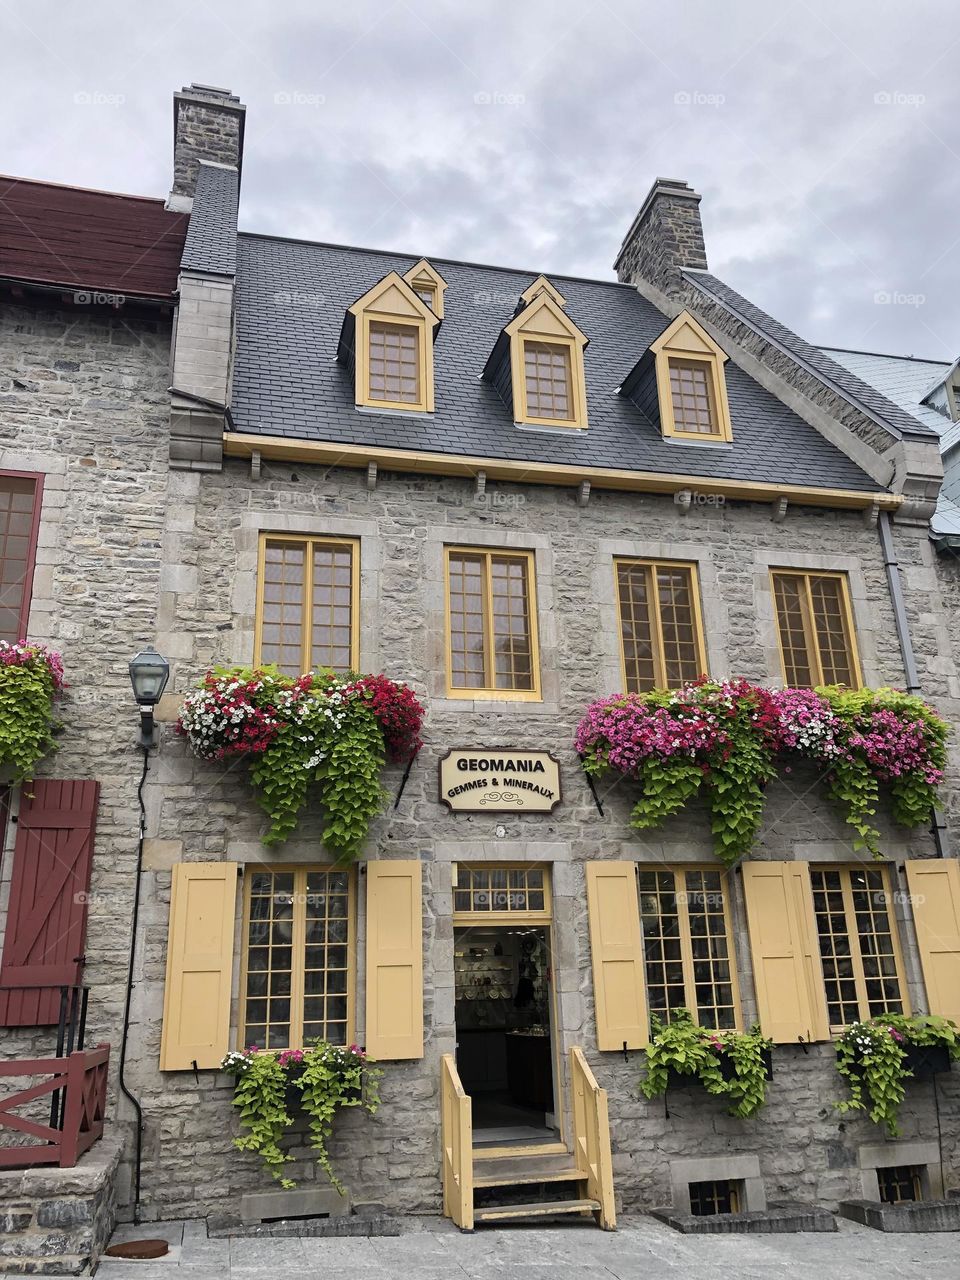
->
104, 1239, 170, 1259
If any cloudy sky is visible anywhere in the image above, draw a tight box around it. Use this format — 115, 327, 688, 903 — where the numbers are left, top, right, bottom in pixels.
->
3, 0, 957, 358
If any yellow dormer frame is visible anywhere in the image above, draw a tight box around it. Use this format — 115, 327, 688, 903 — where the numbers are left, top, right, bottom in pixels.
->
402, 259, 448, 320
519, 275, 567, 309
348, 272, 439, 413
505, 291, 589, 430
650, 310, 733, 443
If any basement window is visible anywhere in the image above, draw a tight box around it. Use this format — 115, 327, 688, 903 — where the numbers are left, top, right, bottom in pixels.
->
689, 1179, 741, 1216
877, 1166, 923, 1205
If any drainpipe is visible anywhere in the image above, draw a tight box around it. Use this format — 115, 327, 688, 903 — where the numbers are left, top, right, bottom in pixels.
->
878, 511, 949, 857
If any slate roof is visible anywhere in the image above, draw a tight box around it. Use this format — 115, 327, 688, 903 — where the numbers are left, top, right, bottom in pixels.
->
0, 176, 187, 300
180, 163, 238, 277
683, 270, 940, 441
821, 346, 960, 540
229, 235, 884, 494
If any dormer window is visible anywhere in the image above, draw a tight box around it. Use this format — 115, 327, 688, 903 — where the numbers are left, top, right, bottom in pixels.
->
621, 310, 733, 443
338, 270, 439, 413
481, 275, 589, 430
402, 259, 448, 320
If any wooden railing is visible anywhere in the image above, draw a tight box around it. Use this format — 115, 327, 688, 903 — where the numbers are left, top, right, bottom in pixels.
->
440, 1053, 473, 1230
570, 1046, 616, 1229
0, 1044, 109, 1169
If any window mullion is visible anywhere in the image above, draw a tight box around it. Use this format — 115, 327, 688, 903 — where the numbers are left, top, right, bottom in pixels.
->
802, 576, 824, 687
840, 870, 871, 1021
648, 564, 667, 690
674, 871, 699, 1020
483, 554, 496, 690
290, 869, 308, 1049
301, 540, 315, 676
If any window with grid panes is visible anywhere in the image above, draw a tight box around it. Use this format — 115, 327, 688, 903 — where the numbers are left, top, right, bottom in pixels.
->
668, 359, 719, 435
368, 321, 420, 404
453, 866, 548, 915
810, 866, 906, 1029
446, 548, 539, 696
637, 868, 739, 1029
689, 1180, 740, 1216
0, 476, 39, 643
616, 559, 705, 692
771, 570, 859, 688
877, 1166, 922, 1204
523, 340, 574, 421
241, 867, 354, 1050
257, 536, 357, 677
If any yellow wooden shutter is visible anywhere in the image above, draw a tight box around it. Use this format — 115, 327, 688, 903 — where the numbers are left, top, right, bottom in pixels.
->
741, 861, 828, 1044
586, 861, 648, 1050
160, 863, 237, 1071
905, 859, 960, 1024
365, 860, 423, 1060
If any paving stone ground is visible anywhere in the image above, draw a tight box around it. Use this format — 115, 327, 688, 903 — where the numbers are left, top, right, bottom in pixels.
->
97, 1214, 960, 1278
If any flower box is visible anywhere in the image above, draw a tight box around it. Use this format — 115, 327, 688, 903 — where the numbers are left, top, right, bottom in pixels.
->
667, 1048, 773, 1090
903, 1043, 952, 1081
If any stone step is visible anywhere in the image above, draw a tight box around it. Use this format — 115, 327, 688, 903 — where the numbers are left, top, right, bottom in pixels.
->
474, 1198, 600, 1223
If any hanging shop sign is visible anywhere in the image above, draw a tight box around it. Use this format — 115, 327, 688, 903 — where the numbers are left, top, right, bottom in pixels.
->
438, 748, 562, 813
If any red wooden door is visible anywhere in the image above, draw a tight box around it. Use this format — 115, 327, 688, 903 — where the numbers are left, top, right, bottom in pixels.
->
0, 779, 99, 1026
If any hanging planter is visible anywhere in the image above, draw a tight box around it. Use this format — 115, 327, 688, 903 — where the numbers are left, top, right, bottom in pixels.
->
0, 641, 65, 782
221, 1042, 382, 1192
575, 680, 947, 864
834, 1014, 959, 1137
177, 666, 424, 860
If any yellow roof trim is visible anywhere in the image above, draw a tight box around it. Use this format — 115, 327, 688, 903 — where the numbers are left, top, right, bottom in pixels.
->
348, 270, 439, 327
519, 275, 567, 308
223, 432, 900, 512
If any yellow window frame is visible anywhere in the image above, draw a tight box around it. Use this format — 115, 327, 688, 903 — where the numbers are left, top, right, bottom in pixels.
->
614, 557, 708, 691
770, 568, 862, 689
452, 862, 553, 926
360, 312, 430, 413
402, 259, 448, 320
637, 864, 743, 1031
811, 864, 910, 1033
254, 532, 360, 676
443, 545, 542, 701
238, 864, 357, 1051
513, 332, 587, 429
649, 310, 734, 443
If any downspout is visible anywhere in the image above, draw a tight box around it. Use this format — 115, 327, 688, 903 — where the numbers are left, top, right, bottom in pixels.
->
878, 510, 949, 857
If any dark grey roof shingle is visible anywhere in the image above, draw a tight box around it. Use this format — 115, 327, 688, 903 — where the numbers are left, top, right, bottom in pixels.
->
684, 270, 938, 441
180, 163, 238, 277
229, 235, 884, 494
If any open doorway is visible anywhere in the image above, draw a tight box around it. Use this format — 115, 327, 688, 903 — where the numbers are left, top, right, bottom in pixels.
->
452, 864, 559, 1148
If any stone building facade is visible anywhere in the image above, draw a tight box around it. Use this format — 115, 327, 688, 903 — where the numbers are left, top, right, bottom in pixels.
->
1, 85, 959, 1233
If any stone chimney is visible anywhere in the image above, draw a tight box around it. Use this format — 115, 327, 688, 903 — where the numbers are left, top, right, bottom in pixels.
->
614, 178, 707, 297
168, 83, 246, 210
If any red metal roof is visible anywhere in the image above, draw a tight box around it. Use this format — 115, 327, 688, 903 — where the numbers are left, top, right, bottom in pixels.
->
0, 176, 188, 300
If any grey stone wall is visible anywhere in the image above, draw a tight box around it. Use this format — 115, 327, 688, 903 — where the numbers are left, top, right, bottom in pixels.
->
120, 457, 960, 1221
614, 180, 708, 293
0, 297, 174, 1174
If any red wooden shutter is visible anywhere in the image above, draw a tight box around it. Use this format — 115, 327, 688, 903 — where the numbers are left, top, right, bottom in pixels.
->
0, 779, 99, 1026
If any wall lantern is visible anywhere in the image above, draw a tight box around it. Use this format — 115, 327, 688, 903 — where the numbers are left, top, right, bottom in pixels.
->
128, 646, 170, 748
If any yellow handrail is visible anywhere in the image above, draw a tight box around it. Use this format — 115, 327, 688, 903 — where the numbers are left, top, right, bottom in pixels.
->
570, 1046, 616, 1229
440, 1053, 473, 1230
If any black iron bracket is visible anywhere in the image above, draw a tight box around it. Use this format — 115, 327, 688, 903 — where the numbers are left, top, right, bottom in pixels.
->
393, 746, 421, 810
578, 754, 605, 816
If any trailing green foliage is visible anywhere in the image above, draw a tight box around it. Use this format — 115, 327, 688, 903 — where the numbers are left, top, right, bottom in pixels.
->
639, 1009, 772, 1118
0, 643, 64, 781
223, 1043, 383, 1190
835, 1014, 960, 1137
